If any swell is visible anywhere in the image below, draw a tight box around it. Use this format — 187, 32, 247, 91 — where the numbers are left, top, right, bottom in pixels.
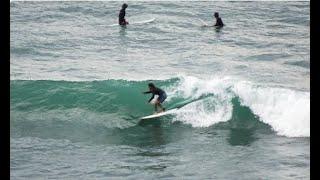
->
10, 76, 310, 138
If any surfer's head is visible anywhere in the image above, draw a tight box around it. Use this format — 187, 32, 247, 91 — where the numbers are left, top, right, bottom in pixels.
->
122, 3, 128, 9
214, 12, 219, 18
148, 83, 156, 91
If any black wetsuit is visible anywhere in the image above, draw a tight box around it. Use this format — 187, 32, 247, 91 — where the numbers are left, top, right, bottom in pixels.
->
144, 88, 167, 103
215, 17, 224, 27
119, 8, 126, 25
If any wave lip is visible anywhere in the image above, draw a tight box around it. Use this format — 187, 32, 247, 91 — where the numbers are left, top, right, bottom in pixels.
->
232, 81, 310, 137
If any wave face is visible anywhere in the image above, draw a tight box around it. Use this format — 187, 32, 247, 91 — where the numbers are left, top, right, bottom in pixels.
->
11, 76, 309, 138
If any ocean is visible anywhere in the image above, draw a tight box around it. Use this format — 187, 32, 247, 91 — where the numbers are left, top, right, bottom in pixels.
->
10, 1, 310, 179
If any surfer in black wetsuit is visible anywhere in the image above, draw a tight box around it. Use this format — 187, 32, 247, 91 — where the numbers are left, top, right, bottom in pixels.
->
214, 12, 224, 27
119, 3, 129, 25
143, 83, 167, 113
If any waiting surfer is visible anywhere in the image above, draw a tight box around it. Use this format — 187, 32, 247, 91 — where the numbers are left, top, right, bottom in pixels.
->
119, 3, 129, 25
143, 83, 167, 113
214, 12, 224, 27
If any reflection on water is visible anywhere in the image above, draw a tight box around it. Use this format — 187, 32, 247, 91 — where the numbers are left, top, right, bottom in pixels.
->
118, 25, 128, 58
150, 125, 165, 146
119, 25, 127, 36
138, 119, 165, 146
214, 26, 223, 33
135, 151, 170, 157
228, 128, 256, 146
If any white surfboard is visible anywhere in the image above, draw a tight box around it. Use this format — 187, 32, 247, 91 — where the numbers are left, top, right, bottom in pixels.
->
140, 108, 177, 120
130, 18, 156, 25
107, 18, 156, 27
198, 19, 209, 27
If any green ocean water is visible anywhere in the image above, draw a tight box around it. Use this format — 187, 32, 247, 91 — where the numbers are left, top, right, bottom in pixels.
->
11, 78, 309, 179
10, 78, 269, 129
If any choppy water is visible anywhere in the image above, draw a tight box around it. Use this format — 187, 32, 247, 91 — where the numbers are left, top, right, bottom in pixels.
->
10, 1, 310, 179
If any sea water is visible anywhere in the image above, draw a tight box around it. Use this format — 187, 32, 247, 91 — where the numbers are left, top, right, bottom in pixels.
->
10, 1, 309, 179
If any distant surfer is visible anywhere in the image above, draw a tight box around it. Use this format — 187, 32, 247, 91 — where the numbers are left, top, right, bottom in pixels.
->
200, 12, 224, 28
119, 3, 129, 25
214, 12, 224, 27
143, 83, 167, 113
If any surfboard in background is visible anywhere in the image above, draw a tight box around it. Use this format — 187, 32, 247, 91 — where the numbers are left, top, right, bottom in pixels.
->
107, 18, 156, 27
198, 18, 210, 27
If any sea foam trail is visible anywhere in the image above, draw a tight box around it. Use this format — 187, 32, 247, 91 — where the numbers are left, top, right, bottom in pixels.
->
166, 76, 309, 137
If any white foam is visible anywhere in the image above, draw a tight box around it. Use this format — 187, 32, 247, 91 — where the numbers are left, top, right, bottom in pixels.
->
165, 75, 310, 137
232, 81, 310, 137
166, 75, 235, 127
173, 96, 232, 127
165, 74, 235, 101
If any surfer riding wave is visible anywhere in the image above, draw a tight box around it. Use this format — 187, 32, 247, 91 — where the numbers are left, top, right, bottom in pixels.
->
143, 83, 167, 113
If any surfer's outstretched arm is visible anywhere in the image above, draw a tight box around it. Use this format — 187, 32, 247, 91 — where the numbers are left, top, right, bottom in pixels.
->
142, 91, 154, 102
148, 94, 155, 103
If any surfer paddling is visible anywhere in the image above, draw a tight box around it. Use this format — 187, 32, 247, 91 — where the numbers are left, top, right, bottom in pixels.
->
119, 3, 129, 25
143, 83, 167, 113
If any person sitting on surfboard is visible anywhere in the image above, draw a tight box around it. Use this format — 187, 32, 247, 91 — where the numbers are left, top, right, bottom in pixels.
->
119, 3, 129, 25
143, 83, 167, 113
214, 12, 224, 27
